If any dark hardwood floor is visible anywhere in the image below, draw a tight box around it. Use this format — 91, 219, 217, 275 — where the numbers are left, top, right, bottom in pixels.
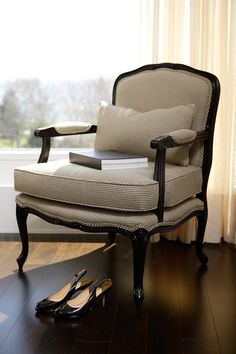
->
0, 234, 236, 354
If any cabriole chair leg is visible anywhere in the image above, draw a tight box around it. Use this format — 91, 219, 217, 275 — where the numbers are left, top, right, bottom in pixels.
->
108, 231, 116, 244
16, 205, 29, 273
196, 212, 208, 266
132, 229, 148, 307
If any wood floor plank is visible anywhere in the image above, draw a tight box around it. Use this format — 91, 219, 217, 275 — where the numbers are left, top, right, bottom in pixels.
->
213, 313, 236, 354
72, 341, 110, 354
108, 240, 149, 354
75, 238, 128, 344
146, 240, 183, 354
182, 339, 221, 354
0, 259, 86, 354
35, 317, 80, 354
0, 242, 39, 271
33, 240, 117, 353
0, 241, 19, 264
0, 241, 94, 353
33, 246, 109, 353
0, 238, 235, 354
27, 242, 69, 266
175, 244, 218, 341
0, 242, 41, 300
52, 241, 106, 263
204, 245, 236, 322
0, 267, 46, 350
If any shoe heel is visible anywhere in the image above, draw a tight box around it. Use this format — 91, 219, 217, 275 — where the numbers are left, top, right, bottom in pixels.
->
102, 293, 106, 308
101, 288, 111, 308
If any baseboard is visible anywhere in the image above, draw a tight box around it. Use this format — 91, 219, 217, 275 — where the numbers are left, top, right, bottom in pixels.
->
0, 233, 108, 243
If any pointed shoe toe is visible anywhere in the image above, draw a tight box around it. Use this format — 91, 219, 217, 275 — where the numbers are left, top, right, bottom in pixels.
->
35, 269, 93, 314
54, 277, 113, 319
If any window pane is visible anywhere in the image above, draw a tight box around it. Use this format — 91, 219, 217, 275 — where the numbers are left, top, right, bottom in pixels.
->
0, 0, 144, 148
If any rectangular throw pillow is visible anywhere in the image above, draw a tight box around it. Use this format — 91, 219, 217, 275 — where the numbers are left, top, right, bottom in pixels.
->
94, 103, 195, 166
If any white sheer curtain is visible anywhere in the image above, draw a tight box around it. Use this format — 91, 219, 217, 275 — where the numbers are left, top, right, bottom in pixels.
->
145, 0, 236, 244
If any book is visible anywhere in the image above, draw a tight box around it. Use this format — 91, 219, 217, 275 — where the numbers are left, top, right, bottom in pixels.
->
69, 149, 148, 170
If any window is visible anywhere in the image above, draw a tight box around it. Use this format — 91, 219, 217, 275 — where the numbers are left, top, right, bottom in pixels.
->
0, 0, 146, 148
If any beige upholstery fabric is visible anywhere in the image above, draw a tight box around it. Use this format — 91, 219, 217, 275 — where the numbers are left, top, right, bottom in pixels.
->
40, 121, 92, 135
95, 103, 195, 166
114, 68, 212, 166
14, 159, 202, 211
167, 129, 197, 145
15, 193, 204, 232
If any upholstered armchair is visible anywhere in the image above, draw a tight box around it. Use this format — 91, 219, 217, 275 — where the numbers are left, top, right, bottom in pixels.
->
14, 63, 220, 307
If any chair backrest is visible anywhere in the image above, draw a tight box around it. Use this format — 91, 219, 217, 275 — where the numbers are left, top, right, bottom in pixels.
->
112, 63, 220, 168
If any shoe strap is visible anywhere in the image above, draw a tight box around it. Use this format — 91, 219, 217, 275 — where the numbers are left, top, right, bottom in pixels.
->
70, 269, 87, 289
88, 276, 112, 295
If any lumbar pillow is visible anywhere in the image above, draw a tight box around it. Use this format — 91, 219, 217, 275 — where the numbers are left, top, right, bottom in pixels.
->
94, 103, 195, 166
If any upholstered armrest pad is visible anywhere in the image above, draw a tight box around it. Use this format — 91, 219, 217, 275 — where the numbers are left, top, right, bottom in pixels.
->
150, 129, 197, 150
34, 122, 97, 137
168, 129, 197, 144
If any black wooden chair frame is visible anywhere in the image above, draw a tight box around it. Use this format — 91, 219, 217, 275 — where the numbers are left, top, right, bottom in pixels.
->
16, 63, 220, 307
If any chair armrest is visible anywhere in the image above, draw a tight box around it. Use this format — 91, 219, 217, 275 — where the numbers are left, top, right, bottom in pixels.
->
150, 129, 197, 150
151, 129, 207, 222
35, 122, 97, 163
196, 130, 209, 142
34, 121, 97, 137
150, 129, 197, 223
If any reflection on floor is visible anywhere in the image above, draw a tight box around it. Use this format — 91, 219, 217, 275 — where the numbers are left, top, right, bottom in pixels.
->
0, 235, 235, 354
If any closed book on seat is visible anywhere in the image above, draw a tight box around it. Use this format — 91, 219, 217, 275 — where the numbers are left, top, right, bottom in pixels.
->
69, 150, 148, 170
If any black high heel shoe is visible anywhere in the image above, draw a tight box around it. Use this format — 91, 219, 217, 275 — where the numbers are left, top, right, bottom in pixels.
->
35, 269, 93, 313
54, 277, 112, 319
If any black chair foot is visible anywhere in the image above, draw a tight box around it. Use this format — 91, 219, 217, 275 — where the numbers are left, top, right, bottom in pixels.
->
133, 288, 144, 308
196, 248, 208, 266
17, 256, 25, 273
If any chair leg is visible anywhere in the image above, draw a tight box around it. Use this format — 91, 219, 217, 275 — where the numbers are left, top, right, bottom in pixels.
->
132, 229, 148, 307
16, 204, 29, 273
196, 211, 208, 266
108, 231, 116, 244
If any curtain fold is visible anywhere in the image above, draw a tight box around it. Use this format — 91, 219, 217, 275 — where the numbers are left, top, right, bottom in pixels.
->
149, 0, 236, 244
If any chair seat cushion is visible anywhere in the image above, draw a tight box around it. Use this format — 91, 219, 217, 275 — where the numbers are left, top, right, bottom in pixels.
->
14, 160, 202, 212
16, 193, 204, 233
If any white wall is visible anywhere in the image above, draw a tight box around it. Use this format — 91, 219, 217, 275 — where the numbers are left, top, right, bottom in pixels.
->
0, 149, 79, 234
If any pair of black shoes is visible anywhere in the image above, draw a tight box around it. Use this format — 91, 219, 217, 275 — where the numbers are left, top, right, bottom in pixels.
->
35, 269, 112, 319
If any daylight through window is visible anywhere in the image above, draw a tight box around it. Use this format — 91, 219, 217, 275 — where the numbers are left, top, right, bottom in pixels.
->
0, 0, 144, 148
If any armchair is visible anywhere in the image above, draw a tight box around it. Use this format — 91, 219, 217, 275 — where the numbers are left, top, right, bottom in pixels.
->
14, 63, 220, 307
